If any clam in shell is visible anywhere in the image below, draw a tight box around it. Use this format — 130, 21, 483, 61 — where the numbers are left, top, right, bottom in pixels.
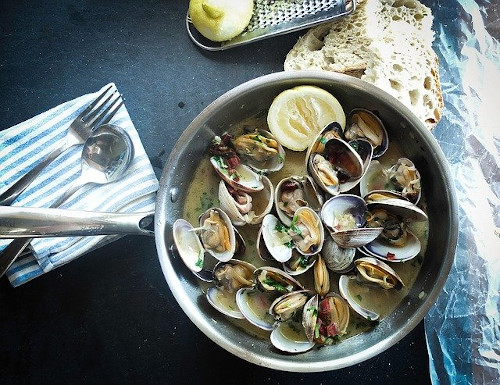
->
275, 175, 324, 227
206, 259, 257, 319
306, 132, 365, 196
219, 175, 274, 226
232, 129, 285, 174
198, 207, 236, 262
354, 256, 404, 290
344, 108, 388, 158
321, 194, 383, 248
338, 274, 380, 321
360, 158, 422, 204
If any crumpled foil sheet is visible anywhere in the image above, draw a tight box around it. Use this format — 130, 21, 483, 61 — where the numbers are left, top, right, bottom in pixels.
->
424, 0, 500, 384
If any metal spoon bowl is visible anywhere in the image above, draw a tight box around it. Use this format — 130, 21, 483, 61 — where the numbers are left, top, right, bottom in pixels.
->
0, 123, 134, 277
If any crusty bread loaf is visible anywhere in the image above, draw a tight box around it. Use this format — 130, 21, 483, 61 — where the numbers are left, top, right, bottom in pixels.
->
284, 0, 443, 129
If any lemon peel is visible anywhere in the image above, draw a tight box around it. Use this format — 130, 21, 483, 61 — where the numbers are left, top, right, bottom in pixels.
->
189, 0, 254, 42
267, 85, 346, 152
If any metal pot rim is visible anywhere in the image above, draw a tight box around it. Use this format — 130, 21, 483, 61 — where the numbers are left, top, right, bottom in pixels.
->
154, 70, 458, 372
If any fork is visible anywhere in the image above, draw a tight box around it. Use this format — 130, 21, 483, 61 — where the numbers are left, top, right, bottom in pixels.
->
0, 85, 124, 206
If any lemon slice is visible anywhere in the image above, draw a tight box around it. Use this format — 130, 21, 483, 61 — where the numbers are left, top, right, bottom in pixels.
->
189, 0, 254, 42
267, 85, 346, 151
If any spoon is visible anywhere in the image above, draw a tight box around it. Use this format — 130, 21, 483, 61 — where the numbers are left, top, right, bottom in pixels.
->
0, 123, 134, 277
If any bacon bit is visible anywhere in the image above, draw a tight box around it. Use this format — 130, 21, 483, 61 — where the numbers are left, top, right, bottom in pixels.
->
386, 252, 396, 261
280, 180, 299, 192
226, 154, 240, 169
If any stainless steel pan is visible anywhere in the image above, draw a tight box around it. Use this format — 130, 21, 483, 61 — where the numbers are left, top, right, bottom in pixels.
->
153, 71, 458, 372
0, 71, 457, 371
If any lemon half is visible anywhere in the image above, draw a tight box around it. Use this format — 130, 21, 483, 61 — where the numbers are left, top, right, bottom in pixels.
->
267, 85, 346, 151
189, 0, 254, 42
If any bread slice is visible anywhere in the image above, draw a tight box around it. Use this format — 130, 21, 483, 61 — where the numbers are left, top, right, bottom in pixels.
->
283, 0, 443, 129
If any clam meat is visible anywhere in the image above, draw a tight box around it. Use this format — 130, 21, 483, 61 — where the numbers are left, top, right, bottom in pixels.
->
354, 257, 404, 290
275, 175, 324, 226
344, 108, 388, 158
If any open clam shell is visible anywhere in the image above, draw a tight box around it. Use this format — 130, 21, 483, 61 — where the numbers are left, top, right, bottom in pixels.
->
275, 175, 324, 227
269, 289, 313, 323
302, 294, 319, 343
269, 290, 316, 353
232, 129, 285, 174
260, 214, 293, 262
361, 194, 427, 262
219, 175, 274, 226
172, 218, 205, 273
307, 137, 365, 196
321, 194, 383, 248
198, 207, 236, 262
270, 321, 316, 353
365, 193, 428, 222
210, 155, 264, 193
338, 274, 380, 321
236, 287, 276, 331
282, 250, 317, 276
344, 108, 389, 158
359, 230, 422, 262
304, 292, 350, 345
360, 158, 422, 204
288, 207, 325, 256
206, 259, 257, 319
254, 266, 305, 293
354, 256, 404, 290
206, 287, 245, 319
259, 208, 324, 263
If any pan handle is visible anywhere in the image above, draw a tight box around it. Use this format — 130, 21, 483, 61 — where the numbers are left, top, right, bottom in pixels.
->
0, 206, 155, 238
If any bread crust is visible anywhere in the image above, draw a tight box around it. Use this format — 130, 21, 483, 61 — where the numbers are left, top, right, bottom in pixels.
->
284, 0, 443, 129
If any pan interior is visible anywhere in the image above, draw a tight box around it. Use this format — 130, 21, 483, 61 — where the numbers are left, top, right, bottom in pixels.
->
154, 71, 457, 372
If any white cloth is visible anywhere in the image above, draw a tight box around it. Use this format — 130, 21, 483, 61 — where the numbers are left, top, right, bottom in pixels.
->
0, 83, 158, 286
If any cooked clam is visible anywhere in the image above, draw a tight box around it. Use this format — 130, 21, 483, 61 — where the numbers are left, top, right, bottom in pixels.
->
354, 256, 404, 290
232, 130, 285, 173
314, 255, 330, 297
302, 293, 350, 344
321, 194, 383, 248
282, 250, 316, 276
254, 266, 304, 294
360, 158, 422, 204
275, 175, 324, 226
307, 137, 365, 196
197, 208, 236, 262
321, 235, 356, 273
270, 321, 315, 353
206, 259, 257, 319
338, 274, 380, 321
259, 208, 324, 263
344, 108, 388, 158
172, 218, 205, 273
288, 207, 324, 256
387, 158, 422, 203
210, 156, 264, 193
213, 259, 256, 293
361, 194, 427, 262
270, 290, 312, 323
236, 287, 276, 331
219, 176, 274, 226
260, 214, 294, 262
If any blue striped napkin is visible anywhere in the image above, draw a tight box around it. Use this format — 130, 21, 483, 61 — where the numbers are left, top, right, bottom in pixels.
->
0, 83, 159, 287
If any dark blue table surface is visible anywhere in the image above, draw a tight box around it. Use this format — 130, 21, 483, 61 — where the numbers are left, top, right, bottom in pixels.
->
0, 1, 432, 384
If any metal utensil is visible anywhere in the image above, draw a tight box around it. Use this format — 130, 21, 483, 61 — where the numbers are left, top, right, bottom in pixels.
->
0, 85, 123, 206
186, 0, 355, 51
0, 123, 134, 277
0, 206, 154, 238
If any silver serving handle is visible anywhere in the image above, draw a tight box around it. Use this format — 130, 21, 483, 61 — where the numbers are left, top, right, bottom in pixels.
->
0, 206, 154, 238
